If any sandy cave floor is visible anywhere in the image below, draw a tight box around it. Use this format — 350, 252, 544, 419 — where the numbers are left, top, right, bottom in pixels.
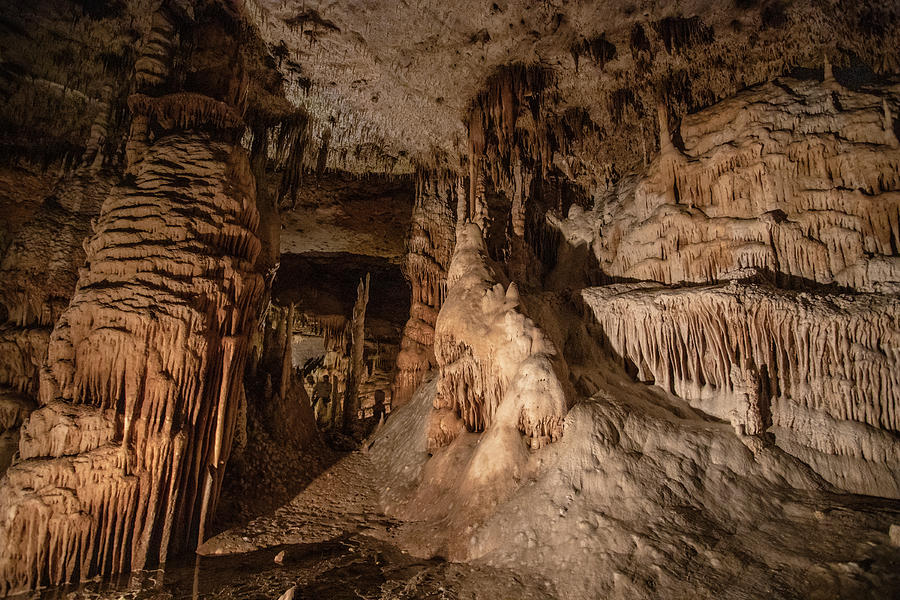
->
31, 450, 555, 600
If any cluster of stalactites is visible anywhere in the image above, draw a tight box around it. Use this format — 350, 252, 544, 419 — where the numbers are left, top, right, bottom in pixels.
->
391, 173, 458, 407
432, 338, 503, 435
465, 64, 557, 199
583, 283, 900, 476
271, 110, 312, 205
293, 312, 349, 353
128, 93, 245, 134
597, 78, 900, 292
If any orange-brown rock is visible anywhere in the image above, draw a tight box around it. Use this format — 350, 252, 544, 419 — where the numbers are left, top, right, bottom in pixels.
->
0, 128, 265, 594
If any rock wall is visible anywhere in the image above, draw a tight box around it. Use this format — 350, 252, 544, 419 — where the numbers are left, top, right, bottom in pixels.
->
582, 282, 900, 497
594, 77, 900, 292
0, 170, 111, 474
392, 175, 456, 407
541, 76, 900, 499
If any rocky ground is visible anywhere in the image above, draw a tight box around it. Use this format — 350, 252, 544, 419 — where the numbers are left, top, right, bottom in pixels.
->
32, 446, 554, 600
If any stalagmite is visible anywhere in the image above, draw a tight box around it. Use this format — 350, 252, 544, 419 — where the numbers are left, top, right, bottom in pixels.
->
0, 6, 266, 593
430, 224, 568, 450
391, 175, 456, 407
343, 274, 369, 431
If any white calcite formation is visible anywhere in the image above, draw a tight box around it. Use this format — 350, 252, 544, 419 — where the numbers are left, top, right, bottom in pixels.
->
594, 78, 900, 292
582, 282, 900, 498
430, 223, 568, 451
0, 110, 264, 593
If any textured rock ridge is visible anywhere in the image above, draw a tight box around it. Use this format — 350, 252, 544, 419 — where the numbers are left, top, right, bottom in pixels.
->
595, 77, 900, 292
582, 282, 900, 498
392, 175, 457, 407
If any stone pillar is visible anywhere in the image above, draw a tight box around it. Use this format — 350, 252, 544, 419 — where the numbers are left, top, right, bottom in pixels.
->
391, 177, 456, 407
343, 274, 369, 432
0, 5, 265, 594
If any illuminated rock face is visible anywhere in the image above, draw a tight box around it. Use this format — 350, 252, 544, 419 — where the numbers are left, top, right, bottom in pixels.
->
431, 224, 568, 451
0, 126, 264, 595
582, 283, 900, 498
594, 78, 900, 292
556, 77, 900, 500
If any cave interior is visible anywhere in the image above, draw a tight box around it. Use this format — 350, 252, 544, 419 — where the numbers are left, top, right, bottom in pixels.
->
0, 0, 899, 598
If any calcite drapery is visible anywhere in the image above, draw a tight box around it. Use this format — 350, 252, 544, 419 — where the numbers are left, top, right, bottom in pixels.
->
430, 224, 567, 450
582, 283, 900, 497
0, 122, 264, 593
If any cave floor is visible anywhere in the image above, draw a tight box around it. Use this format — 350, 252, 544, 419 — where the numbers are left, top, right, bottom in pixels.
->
35, 451, 554, 600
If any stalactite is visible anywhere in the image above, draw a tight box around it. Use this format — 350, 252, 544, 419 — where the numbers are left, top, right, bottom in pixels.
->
582, 282, 899, 496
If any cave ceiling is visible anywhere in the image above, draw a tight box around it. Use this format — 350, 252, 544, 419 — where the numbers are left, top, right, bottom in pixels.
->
251, 0, 900, 179
4, 0, 899, 186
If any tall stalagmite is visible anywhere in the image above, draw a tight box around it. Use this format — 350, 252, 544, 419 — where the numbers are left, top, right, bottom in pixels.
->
391, 175, 456, 407
430, 224, 568, 451
0, 5, 265, 594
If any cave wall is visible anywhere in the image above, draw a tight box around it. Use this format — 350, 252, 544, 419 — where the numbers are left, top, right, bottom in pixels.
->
594, 77, 900, 291
0, 171, 112, 475
556, 76, 900, 499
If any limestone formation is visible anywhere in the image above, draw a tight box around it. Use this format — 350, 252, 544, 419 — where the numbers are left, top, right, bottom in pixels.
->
593, 78, 900, 292
0, 2, 270, 589
2, 0, 900, 598
431, 224, 568, 451
582, 282, 900, 498
0, 121, 265, 593
343, 274, 369, 431
392, 175, 456, 407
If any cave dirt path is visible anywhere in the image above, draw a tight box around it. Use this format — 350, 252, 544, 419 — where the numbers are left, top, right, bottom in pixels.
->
199, 450, 394, 556
108, 449, 553, 600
